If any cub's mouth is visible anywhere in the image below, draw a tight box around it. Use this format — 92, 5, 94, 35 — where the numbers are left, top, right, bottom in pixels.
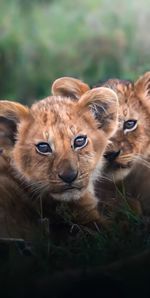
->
50, 185, 83, 194
49, 177, 88, 195
104, 150, 133, 173
61, 186, 83, 192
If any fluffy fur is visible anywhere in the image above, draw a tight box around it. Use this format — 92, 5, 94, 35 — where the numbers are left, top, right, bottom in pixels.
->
95, 72, 150, 215
0, 77, 118, 237
0, 153, 38, 239
95, 72, 150, 181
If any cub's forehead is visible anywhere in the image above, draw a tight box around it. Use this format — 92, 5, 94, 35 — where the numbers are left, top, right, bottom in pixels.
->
29, 96, 87, 140
119, 100, 140, 121
31, 96, 77, 124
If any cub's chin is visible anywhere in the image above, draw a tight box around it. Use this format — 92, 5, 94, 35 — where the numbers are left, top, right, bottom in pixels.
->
51, 189, 84, 202
109, 168, 132, 182
103, 163, 133, 182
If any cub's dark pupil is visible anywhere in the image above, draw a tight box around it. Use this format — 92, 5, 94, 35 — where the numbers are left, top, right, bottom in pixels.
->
124, 120, 136, 130
74, 136, 86, 148
37, 143, 51, 153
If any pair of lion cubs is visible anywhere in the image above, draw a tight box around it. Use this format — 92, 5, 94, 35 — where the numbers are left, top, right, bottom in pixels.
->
0, 72, 149, 238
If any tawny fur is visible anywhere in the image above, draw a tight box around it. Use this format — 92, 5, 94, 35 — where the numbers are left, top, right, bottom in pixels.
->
95, 72, 150, 180
0, 117, 16, 154
0, 154, 38, 239
95, 72, 150, 215
0, 77, 118, 238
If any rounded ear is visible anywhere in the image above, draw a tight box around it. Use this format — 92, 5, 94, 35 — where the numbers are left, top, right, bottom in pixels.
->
94, 78, 121, 91
95, 79, 133, 102
0, 116, 17, 145
77, 87, 118, 137
134, 72, 150, 101
51, 77, 90, 100
0, 100, 30, 123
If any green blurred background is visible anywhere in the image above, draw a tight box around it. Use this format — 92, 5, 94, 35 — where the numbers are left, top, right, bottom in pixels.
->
0, 0, 150, 104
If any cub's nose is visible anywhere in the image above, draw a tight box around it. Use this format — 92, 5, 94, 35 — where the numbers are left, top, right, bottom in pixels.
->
104, 150, 120, 162
58, 168, 78, 183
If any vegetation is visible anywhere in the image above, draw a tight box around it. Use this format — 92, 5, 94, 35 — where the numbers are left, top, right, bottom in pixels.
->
0, 0, 150, 103
0, 197, 150, 296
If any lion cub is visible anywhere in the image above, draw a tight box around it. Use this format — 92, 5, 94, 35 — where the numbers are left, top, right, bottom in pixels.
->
0, 77, 118, 234
95, 72, 150, 215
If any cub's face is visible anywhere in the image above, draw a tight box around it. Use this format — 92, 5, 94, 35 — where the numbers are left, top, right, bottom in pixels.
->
13, 97, 107, 202
0, 77, 118, 202
98, 73, 150, 181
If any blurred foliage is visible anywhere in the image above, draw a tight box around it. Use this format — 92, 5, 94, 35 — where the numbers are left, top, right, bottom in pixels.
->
0, 0, 150, 104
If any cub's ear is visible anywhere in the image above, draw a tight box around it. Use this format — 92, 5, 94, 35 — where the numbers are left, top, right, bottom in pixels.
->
134, 72, 150, 101
77, 87, 118, 137
51, 77, 90, 100
0, 100, 30, 123
94, 78, 120, 91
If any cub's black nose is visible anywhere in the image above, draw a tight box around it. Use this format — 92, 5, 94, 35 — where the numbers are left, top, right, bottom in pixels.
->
104, 150, 120, 162
58, 169, 78, 183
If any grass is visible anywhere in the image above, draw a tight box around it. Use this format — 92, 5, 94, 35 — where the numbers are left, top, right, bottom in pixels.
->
0, 185, 149, 296
0, 193, 149, 273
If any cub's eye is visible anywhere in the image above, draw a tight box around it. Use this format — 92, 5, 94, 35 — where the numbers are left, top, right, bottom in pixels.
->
123, 120, 137, 131
73, 135, 88, 150
35, 142, 52, 155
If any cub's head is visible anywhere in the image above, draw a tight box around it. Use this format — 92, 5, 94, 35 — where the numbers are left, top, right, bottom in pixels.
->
96, 72, 150, 181
0, 77, 118, 201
